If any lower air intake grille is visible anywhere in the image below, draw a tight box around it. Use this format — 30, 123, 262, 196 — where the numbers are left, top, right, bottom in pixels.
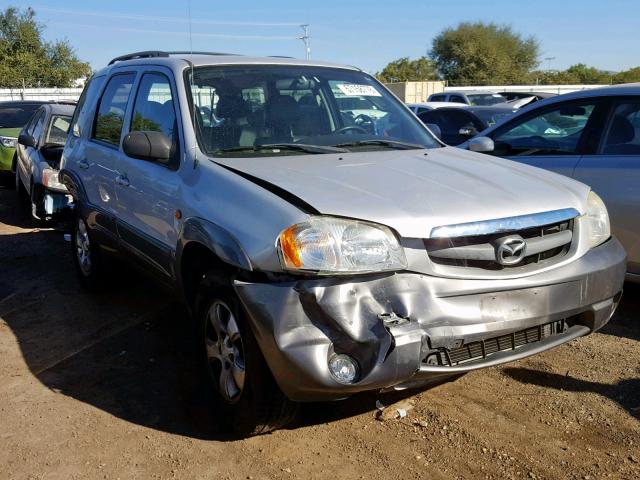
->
423, 320, 568, 367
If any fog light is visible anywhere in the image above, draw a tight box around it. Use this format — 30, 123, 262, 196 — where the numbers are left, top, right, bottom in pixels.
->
328, 354, 358, 384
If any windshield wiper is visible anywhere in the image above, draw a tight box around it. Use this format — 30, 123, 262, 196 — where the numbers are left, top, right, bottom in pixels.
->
217, 143, 349, 155
333, 139, 426, 150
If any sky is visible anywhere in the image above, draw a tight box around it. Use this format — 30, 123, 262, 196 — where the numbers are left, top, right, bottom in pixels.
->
4, 0, 638, 74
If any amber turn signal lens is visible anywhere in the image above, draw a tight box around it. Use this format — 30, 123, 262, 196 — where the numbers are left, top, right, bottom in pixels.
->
279, 225, 302, 268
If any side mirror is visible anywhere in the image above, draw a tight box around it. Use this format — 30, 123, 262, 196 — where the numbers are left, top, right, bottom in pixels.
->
425, 123, 442, 140
468, 136, 495, 153
123, 131, 172, 164
459, 126, 478, 136
18, 131, 36, 148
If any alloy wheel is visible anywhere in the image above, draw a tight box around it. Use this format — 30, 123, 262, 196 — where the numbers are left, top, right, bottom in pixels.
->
205, 300, 246, 403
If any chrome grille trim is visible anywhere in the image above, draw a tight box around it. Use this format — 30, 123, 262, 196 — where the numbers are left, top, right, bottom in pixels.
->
429, 208, 580, 239
429, 229, 573, 262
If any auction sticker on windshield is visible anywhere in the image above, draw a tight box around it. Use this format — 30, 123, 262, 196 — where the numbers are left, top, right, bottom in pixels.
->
337, 84, 382, 97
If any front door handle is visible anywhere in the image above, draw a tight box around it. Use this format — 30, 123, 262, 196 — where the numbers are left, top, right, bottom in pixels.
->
115, 174, 130, 187
78, 159, 90, 170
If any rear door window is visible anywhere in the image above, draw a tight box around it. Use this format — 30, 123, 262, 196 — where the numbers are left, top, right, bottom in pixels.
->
92, 73, 136, 146
430, 94, 446, 102
449, 95, 466, 103
601, 101, 640, 155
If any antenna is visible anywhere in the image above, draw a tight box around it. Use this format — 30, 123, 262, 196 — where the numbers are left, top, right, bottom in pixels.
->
187, 0, 198, 168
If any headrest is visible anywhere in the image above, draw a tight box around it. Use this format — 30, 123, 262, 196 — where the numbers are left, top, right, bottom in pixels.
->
608, 116, 635, 145
216, 95, 248, 119
266, 95, 299, 124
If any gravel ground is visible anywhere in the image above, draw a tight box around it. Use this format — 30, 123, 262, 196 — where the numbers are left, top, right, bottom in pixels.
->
0, 185, 638, 480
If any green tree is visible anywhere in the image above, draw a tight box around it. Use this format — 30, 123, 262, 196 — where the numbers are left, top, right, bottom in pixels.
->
0, 6, 90, 88
430, 22, 539, 85
613, 67, 640, 84
376, 56, 437, 83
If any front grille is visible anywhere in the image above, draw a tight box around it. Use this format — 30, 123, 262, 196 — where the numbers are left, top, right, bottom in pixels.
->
425, 218, 574, 271
423, 319, 568, 367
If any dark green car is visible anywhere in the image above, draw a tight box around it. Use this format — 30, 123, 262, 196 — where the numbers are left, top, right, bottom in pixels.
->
0, 101, 48, 178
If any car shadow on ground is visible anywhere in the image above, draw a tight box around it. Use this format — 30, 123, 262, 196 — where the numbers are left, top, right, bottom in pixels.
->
597, 281, 640, 341
503, 367, 640, 421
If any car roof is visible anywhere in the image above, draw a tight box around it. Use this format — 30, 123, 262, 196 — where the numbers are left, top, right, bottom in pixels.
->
46, 103, 76, 115
443, 90, 502, 96
94, 52, 361, 77
409, 101, 464, 109
0, 100, 50, 107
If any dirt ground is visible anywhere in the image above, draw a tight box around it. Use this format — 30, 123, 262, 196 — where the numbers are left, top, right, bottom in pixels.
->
0, 185, 638, 480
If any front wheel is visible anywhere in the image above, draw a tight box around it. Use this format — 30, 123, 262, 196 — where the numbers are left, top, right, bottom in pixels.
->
197, 278, 298, 436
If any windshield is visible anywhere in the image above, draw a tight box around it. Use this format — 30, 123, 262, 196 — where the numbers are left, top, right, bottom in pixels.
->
0, 104, 41, 129
186, 65, 440, 156
467, 94, 507, 106
45, 115, 72, 145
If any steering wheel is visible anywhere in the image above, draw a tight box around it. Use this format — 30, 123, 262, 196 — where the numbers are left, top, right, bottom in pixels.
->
334, 125, 368, 135
354, 114, 376, 133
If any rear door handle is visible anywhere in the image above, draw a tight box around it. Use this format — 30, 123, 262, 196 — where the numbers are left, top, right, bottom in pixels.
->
78, 159, 90, 170
115, 174, 130, 187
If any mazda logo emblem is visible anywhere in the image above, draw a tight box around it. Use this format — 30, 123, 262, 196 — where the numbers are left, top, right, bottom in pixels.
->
495, 235, 527, 266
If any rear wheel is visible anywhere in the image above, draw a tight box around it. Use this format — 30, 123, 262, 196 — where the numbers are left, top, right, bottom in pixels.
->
196, 276, 298, 436
71, 213, 108, 291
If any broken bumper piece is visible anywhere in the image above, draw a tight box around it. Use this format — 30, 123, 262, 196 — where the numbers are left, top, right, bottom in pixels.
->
234, 237, 626, 401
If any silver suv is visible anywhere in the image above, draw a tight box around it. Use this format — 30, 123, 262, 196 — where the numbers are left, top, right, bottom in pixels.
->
60, 51, 626, 436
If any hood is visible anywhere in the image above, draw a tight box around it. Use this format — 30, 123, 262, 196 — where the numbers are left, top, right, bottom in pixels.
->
0, 127, 21, 139
216, 147, 589, 239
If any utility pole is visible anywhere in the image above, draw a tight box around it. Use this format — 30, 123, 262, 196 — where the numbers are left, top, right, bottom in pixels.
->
544, 56, 556, 72
299, 24, 311, 60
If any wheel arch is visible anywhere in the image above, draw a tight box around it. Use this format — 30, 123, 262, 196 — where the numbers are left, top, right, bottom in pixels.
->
176, 217, 252, 309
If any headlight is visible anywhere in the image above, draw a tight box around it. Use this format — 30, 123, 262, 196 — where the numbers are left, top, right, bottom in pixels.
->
585, 191, 610, 248
0, 136, 17, 148
277, 216, 407, 274
42, 168, 67, 191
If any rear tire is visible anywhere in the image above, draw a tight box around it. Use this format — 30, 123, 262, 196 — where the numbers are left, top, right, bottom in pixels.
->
71, 212, 109, 291
196, 274, 298, 437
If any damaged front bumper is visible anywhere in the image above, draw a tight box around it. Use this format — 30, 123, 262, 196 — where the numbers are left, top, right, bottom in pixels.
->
235, 238, 626, 401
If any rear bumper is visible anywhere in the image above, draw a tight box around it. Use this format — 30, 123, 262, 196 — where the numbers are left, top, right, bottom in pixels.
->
235, 237, 626, 401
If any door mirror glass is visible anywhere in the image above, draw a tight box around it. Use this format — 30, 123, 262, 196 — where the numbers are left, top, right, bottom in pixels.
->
426, 123, 442, 139
18, 131, 36, 148
123, 131, 172, 163
468, 136, 495, 153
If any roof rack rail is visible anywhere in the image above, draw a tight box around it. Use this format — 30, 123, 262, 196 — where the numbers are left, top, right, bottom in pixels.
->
108, 51, 169, 65
108, 50, 240, 65
166, 51, 240, 57
268, 55, 295, 59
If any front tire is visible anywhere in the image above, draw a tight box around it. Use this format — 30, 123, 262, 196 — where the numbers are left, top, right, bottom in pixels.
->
196, 277, 298, 436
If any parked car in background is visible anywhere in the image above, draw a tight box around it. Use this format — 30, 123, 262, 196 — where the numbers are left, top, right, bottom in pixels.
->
0, 100, 49, 183
499, 91, 557, 103
60, 51, 625, 436
427, 90, 508, 106
406, 101, 466, 115
417, 105, 518, 145
462, 83, 640, 281
15, 102, 75, 222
